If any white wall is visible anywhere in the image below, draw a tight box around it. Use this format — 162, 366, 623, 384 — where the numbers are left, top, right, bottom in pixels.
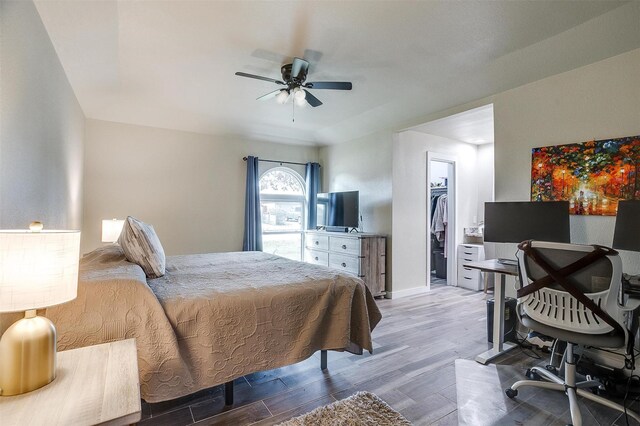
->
319, 130, 393, 289
0, 0, 84, 230
493, 48, 640, 279
391, 131, 480, 296
82, 119, 318, 255
476, 143, 495, 224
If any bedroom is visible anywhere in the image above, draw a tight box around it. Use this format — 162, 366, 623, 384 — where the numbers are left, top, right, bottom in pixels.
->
1, 0, 640, 425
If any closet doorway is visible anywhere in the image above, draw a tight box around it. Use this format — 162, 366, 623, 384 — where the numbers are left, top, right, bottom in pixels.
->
427, 153, 456, 289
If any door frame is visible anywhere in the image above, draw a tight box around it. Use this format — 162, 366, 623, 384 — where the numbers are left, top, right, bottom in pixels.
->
426, 152, 458, 290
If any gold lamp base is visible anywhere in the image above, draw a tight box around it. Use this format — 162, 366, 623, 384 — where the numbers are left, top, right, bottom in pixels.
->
0, 310, 56, 396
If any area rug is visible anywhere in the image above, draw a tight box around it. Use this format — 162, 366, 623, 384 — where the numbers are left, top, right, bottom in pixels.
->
277, 391, 412, 426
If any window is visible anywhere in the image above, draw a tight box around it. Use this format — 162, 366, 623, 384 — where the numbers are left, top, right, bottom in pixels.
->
260, 168, 306, 261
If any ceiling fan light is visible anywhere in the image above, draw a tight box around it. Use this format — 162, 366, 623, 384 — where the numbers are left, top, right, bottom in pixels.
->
275, 90, 289, 104
295, 96, 307, 107
293, 87, 306, 101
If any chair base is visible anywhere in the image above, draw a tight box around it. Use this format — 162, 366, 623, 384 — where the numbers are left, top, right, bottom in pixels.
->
505, 344, 640, 426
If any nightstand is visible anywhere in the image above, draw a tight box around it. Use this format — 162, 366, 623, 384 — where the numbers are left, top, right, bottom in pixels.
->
0, 338, 141, 425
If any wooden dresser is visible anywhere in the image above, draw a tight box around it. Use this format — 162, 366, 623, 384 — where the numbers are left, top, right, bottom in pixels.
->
304, 231, 386, 297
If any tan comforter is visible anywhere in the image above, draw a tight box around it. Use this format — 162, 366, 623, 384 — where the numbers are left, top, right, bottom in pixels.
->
40, 245, 381, 402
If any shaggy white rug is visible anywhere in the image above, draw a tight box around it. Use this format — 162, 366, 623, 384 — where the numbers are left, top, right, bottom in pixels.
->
277, 391, 412, 425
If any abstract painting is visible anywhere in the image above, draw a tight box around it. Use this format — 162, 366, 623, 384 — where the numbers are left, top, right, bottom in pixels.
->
531, 135, 640, 215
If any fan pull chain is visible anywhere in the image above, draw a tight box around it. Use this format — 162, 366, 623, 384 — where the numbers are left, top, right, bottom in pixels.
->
292, 98, 295, 123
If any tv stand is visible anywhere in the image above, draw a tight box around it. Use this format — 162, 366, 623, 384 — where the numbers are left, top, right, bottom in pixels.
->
304, 230, 386, 297
325, 226, 350, 233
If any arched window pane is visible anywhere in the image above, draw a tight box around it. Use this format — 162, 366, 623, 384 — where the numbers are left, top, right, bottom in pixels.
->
260, 169, 304, 195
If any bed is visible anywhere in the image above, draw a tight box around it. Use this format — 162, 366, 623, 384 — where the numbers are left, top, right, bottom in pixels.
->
42, 244, 381, 403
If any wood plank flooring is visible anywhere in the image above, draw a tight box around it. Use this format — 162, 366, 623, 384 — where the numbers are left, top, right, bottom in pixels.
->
136, 284, 617, 425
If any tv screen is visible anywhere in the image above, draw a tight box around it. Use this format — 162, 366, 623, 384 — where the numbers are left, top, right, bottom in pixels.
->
484, 201, 570, 243
317, 191, 359, 228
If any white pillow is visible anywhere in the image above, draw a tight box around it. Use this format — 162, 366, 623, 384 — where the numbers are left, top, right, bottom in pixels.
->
118, 216, 166, 278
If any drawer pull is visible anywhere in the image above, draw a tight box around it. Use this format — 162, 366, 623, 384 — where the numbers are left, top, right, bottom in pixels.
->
314, 257, 319, 261
464, 258, 472, 261
315, 241, 319, 245
464, 277, 472, 280
464, 252, 473, 255
463, 267, 471, 271
341, 262, 347, 267
341, 244, 347, 249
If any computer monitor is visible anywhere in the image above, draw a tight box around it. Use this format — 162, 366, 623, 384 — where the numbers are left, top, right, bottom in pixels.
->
484, 201, 571, 244
613, 200, 640, 252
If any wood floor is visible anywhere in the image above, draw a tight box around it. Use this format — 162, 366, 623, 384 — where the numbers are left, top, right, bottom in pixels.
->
137, 284, 628, 425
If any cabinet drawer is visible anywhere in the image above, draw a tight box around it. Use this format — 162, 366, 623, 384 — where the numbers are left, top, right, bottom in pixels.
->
457, 245, 482, 262
305, 249, 329, 266
329, 236, 361, 256
458, 265, 481, 281
329, 253, 361, 276
305, 234, 329, 251
457, 266, 482, 291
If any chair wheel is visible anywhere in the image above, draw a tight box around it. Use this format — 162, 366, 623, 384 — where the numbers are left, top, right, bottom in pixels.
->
505, 388, 518, 399
526, 369, 540, 380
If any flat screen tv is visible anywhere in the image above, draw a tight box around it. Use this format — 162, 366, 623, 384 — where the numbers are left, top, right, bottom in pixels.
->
317, 191, 359, 229
484, 201, 570, 243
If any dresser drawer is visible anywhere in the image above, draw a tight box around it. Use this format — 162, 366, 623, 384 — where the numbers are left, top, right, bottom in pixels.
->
329, 253, 361, 276
306, 234, 329, 251
329, 236, 361, 256
305, 249, 329, 266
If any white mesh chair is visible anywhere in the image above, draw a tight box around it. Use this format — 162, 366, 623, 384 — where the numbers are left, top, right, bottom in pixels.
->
505, 240, 640, 426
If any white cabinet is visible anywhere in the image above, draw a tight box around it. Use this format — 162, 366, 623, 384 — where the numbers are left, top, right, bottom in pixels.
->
457, 244, 485, 291
305, 231, 386, 297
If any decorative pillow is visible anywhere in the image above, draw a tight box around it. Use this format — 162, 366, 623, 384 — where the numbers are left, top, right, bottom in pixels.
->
117, 216, 166, 278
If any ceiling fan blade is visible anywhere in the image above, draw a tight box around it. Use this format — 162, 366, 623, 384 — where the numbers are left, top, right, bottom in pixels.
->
303, 90, 323, 107
305, 81, 352, 90
291, 57, 309, 80
256, 89, 283, 101
235, 72, 284, 85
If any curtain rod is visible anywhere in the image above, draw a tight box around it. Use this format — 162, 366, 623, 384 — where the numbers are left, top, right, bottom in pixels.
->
242, 157, 320, 167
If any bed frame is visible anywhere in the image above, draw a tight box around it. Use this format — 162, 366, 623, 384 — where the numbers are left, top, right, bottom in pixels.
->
223, 350, 328, 405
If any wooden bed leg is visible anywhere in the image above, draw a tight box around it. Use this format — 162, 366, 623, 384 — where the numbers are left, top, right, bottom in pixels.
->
320, 350, 328, 371
224, 381, 234, 405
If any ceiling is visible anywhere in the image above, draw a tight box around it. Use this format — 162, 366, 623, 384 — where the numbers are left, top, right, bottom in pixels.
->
34, 1, 640, 146
411, 104, 494, 145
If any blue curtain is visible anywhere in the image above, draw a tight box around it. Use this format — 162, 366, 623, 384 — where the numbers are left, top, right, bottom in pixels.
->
305, 162, 321, 230
242, 156, 263, 251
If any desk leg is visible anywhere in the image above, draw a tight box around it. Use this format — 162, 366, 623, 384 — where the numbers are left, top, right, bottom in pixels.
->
475, 272, 517, 365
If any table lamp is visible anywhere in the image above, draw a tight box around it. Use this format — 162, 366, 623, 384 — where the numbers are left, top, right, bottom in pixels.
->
102, 218, 124, 243
0, 223, 81, 396
613, 200, 640, 252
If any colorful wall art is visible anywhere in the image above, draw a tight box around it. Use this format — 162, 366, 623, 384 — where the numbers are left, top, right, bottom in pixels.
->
531, 135, 640, 215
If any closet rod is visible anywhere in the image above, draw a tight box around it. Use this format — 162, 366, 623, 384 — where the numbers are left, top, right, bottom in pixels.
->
242, 157, 320, 167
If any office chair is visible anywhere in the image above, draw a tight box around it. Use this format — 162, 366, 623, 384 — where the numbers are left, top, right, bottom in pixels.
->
505, 240, 640, 426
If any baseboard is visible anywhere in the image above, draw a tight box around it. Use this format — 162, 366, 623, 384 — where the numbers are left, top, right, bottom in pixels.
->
386, 286, 429, 299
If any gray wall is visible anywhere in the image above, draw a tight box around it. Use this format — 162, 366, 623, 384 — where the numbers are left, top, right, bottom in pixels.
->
0, 0, 84, 230
82, 119, 319, 255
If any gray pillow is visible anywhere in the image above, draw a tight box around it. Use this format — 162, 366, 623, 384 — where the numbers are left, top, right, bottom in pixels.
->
118, 216, 166, 278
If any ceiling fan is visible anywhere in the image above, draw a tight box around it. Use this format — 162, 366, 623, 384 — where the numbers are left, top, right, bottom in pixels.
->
235, 57, 352, 108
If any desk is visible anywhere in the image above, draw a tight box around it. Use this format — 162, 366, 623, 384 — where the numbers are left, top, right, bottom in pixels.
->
0, 339, 141, 425
464, 259, 519, 365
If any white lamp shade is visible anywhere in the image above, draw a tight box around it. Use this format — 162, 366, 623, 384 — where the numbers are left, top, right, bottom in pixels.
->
0, 230, 81, 312
102, 219, 124, 242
